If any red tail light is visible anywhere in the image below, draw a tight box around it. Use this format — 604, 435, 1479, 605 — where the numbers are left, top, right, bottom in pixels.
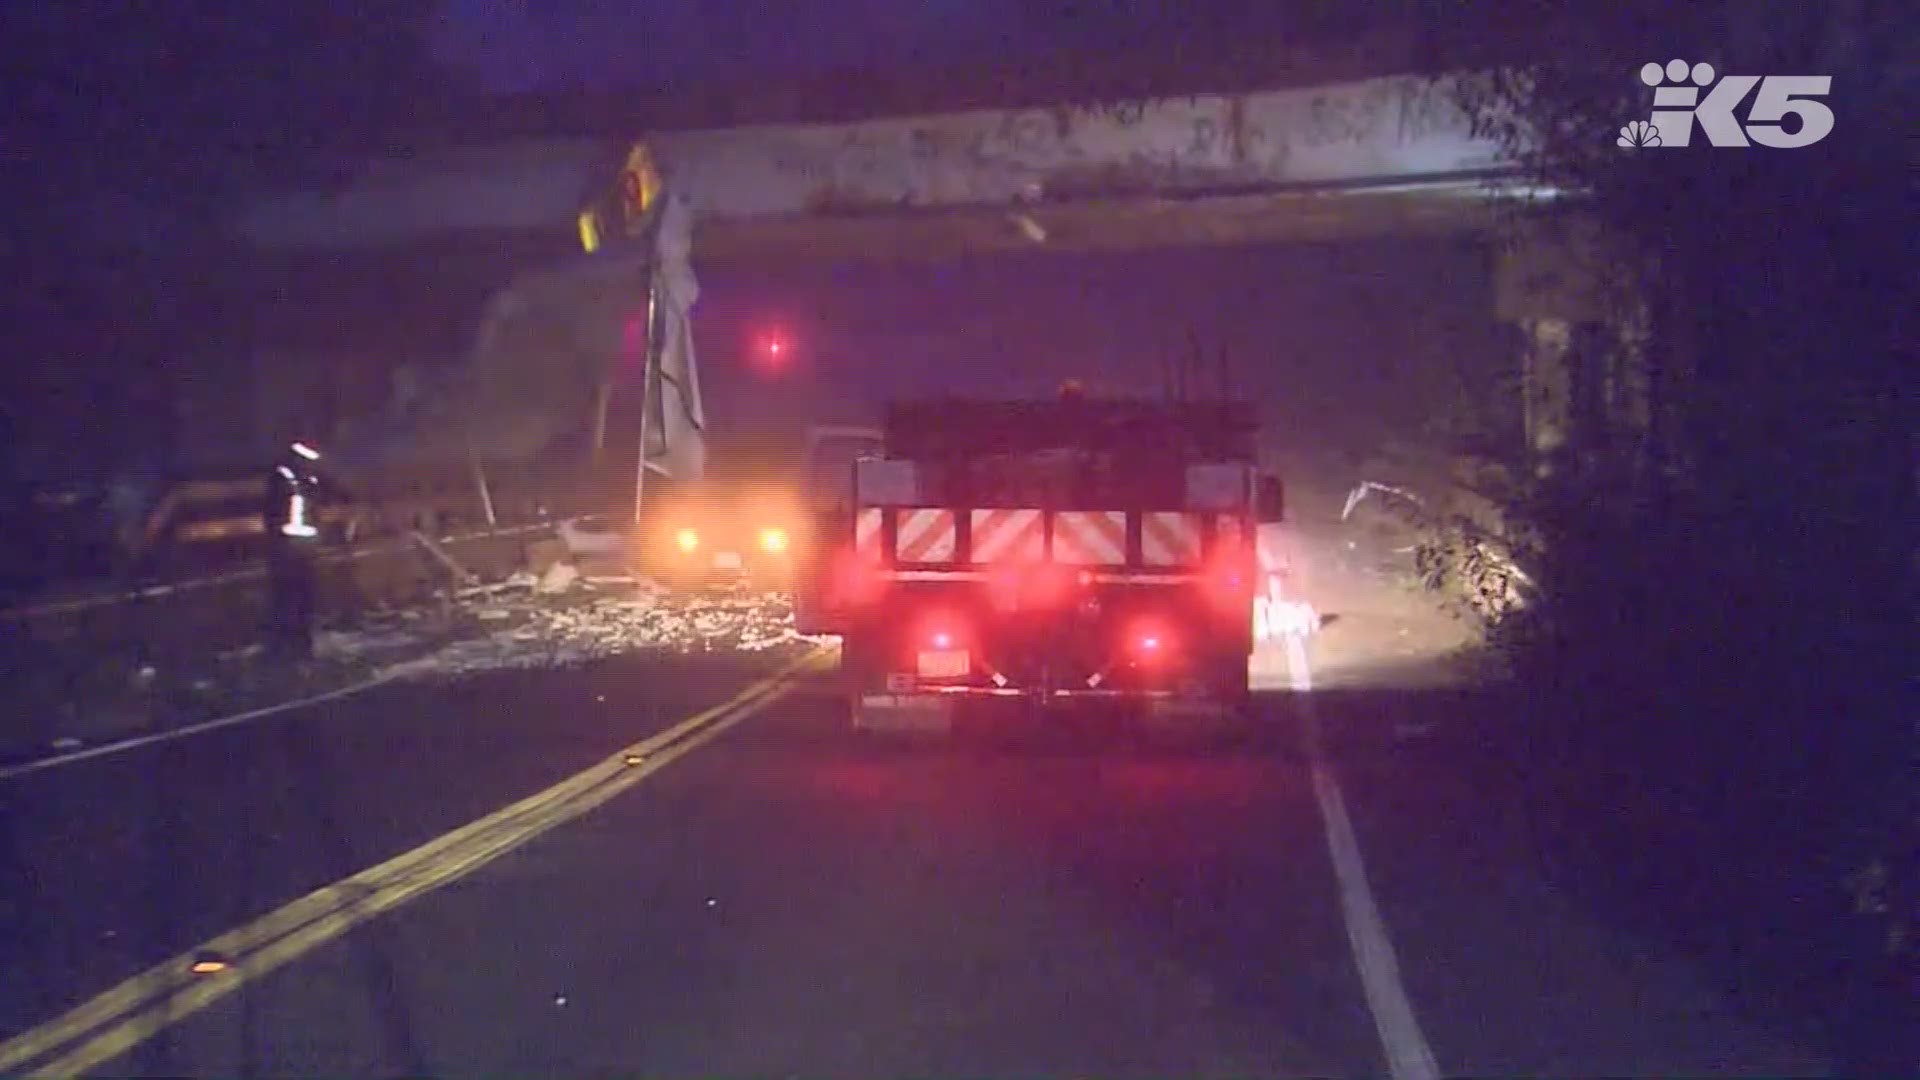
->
910, 607, 967, 672
1128, 619, 1174, 663
912, 612, 972, 677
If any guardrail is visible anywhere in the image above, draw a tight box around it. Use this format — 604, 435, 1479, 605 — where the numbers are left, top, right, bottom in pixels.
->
1, 457, 651, 626
0, 522, 559, 625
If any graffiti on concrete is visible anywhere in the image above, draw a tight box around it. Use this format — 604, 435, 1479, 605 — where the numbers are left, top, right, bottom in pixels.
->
642, 73, 1504, 219
1301, 81, 1396, 146
1076, 98, 1152, 127
1394, 78, 1470, 143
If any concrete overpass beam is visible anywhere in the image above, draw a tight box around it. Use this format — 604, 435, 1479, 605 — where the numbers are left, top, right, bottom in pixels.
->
229, 72, 1520, 258
645, 72, 1507, 226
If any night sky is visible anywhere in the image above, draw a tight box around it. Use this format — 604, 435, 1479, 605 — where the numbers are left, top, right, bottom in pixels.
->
426, 1, 1403, 94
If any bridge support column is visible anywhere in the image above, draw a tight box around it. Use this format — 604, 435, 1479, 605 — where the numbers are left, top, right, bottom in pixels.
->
1494, 216, 1655, 480
1517, 315, 1574, 465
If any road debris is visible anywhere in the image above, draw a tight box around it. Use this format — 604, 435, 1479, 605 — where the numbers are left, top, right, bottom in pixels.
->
537, 562, 580, 595
364, 587, 828, 681
314, 627, 422, 660
189, 951, 232, 975
6, 565, 830, 764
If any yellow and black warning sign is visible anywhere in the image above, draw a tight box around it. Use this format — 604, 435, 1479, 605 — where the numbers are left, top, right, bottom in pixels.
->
619, 141, 663, 234
579, 140, 665, 254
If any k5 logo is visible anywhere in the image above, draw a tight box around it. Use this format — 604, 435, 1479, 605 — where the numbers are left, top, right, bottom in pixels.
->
1621, 59, 1834, 149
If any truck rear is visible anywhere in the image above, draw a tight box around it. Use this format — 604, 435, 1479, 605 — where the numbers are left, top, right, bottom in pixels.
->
799, 396, 1278, 734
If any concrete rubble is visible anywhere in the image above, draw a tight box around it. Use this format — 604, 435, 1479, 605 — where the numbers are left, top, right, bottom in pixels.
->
536, 562, 580, 594
5, 563, 831, 763
316, 565, 829, 682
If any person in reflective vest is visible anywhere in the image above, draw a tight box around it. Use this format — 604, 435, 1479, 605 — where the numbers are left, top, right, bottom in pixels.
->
263, 440, 329, 660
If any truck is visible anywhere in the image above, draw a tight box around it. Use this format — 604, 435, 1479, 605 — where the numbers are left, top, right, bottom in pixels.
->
633, 430, 812, 591
795, 392, 1284, 734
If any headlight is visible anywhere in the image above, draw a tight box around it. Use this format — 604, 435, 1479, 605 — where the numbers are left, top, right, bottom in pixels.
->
675, 527, 699, 553
759, 527, 789, 554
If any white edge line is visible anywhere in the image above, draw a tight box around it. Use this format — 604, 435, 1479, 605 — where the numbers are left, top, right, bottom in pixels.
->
0, 671, 404, 783
1287, 632, 1441, 1080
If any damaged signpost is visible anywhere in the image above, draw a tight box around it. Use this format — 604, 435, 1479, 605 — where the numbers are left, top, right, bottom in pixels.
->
441, 156, 707, 563
634, 188, 709, 525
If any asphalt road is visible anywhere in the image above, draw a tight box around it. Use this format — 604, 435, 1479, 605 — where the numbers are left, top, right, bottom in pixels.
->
0, 626, 1830, 1077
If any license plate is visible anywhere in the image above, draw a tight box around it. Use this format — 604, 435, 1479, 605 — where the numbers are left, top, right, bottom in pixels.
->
712, 550, 743, 569
916, 649, 969, 678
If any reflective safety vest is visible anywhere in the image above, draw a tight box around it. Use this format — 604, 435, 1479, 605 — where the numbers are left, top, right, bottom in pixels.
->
282, 492, 317, 538
268, 464, 321, 540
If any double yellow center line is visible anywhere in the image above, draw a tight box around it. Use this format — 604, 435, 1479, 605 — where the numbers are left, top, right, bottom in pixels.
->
0, 646, 834, 1077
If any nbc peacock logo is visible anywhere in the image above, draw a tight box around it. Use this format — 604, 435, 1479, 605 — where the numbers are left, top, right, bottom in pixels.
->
1617, 120, 1661, 148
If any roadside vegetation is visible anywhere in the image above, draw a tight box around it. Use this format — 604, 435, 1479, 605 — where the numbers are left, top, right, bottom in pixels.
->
1394, 3, 1915, 1068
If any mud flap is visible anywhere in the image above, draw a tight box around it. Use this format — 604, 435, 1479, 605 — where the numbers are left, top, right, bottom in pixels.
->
852, 693, 954, 734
